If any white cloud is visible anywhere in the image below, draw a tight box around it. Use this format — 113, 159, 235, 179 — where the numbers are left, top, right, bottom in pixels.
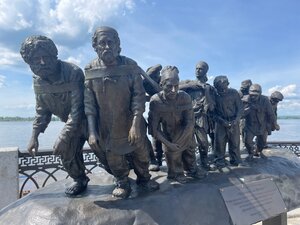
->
0, 46, 22, 65
47, 0, 135, 37
0, 0, 135, 37
268, 84, 297, 97
0, 75, 6, 88
207, 75, 214, 83
277, 99, 300, 115
0, 1, 33, 30
65, 56, 82, 66
267, 85, 300, 115
3, 103, 35, 110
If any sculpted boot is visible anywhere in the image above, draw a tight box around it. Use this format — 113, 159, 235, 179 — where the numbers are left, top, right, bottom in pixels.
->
137, 179, 160, 191
65, 176, 90, 197
200, 152, 211, 170
112, 178, 132, 198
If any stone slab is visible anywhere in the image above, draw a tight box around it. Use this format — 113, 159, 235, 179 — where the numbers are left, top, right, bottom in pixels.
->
1, 147, 300, 225
0, 147, 19, 210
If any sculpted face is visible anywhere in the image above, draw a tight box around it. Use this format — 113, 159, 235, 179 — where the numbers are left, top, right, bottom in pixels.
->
215, 80, 229, 95
249, 93, 260, 102
95, 33, 119, 65
162, 77, 179, 100
29, 48, 58, 79
195, 62, 208, 81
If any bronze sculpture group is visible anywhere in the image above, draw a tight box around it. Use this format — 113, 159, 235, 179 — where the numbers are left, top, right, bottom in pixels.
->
20, 26, 283, 198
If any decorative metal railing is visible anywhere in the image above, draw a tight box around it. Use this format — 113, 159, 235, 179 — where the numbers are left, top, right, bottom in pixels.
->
18, 142, 300, 198
267, 141, 300, 157
18, 149, 104, 198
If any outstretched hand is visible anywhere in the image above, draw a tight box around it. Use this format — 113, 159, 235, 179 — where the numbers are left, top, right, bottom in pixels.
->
27, 137, 39, 156
88, 133, 101, 151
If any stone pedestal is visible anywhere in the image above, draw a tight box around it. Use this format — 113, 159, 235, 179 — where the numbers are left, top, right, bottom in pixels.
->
0, 148, 300, 224
0, 147, 19, 210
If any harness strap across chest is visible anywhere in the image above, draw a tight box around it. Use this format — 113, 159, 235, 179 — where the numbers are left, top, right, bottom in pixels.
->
34, 82, 82, 94
84, 65, 138, 80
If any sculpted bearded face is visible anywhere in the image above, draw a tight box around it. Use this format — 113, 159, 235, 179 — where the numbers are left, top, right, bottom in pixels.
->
29, 48, 58, 79
20, 36, 58, 80
94, 32, 120, 65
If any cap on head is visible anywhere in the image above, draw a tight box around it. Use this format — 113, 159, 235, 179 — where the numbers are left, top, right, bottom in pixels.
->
271, 91, 284, 101
146, 64, 162, 76
20, 35, 58, 64
249, 84, 262, 95
213, 75, 229, 88
160, 66, 179, 84
92, 26, 120, 49
241, 79, 252, 88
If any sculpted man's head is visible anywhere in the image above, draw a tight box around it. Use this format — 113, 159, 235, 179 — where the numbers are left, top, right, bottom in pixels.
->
240, 79, 252, 94
195, 61, 209, 82
249, 84, 262, 102
214, 75, 229, 95
92, 26, 121, 65
160, 66, 180, 100
270, 91, 284, 104
20, 35, 58, 79
146, 64, 162, 83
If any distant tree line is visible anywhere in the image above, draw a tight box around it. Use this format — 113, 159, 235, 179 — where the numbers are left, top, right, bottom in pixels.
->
0, 115, 299, 122
278, 115, 300, 119
0, 116, 60, 121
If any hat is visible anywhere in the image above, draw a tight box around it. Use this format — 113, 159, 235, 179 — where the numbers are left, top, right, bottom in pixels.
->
249, 84, 262, 95
270, 91, 284, 101
146, 64, 162, 76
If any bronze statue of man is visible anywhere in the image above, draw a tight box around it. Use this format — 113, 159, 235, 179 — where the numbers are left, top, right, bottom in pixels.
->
261, 91, 284, 149
239, 79, 253, 148
20, 35, 89, 196
244, 84, 277, 160
239, 79, 253, 98
179, 61, 215, 170
143, 64, 163, 170
84, 26, 159, 198
148, 66, 206, 183
213, 76, 243, 167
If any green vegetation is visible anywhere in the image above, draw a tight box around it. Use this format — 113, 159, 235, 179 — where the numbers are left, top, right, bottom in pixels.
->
1, 115, 299, 121
278, 115, 300, 119
0, 116, 60, 121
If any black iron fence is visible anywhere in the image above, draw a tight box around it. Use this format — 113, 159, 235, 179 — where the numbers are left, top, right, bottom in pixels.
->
18, 142, 300, 198
267, 141, 300, 157
18, 149, 104, 198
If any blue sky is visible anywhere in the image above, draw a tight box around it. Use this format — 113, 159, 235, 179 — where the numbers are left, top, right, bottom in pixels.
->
0, 0, 299, 116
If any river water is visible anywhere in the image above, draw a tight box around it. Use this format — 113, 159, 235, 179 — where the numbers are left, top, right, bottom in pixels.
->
0, 119, 299, 152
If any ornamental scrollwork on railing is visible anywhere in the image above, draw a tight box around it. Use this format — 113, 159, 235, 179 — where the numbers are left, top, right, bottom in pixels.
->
267, 141, 300, 157
18, 149, 104, 198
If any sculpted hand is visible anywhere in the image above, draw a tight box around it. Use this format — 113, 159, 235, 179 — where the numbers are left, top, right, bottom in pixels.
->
128, 124, 141, 146
53, 137, 67, 155
27, 137, 39, 156
88, 133, 101, 150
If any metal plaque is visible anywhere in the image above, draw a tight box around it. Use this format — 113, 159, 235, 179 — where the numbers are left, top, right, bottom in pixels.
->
220, 179, 287, 225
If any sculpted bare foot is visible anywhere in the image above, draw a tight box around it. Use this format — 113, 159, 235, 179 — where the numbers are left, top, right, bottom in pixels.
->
65, 176, 89, 197
112, 186, 132, 199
